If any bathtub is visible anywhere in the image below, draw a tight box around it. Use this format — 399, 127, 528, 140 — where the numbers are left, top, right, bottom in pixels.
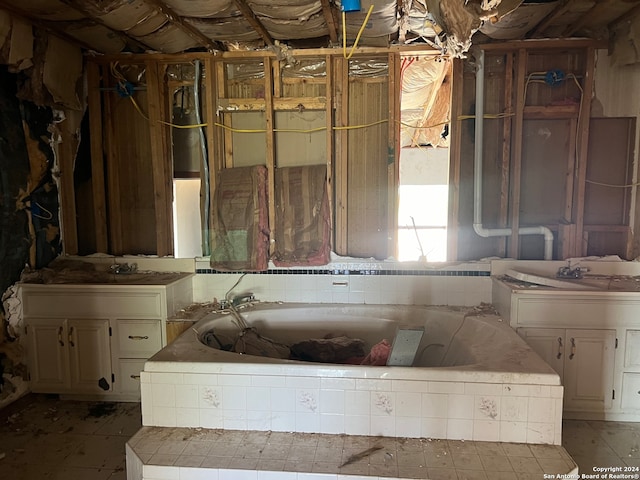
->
141, 303, 564, 444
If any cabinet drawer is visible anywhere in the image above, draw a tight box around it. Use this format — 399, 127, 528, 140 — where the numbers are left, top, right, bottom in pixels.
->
621, 373, 640, 411
625, 330, 640, 369
115, 320, 162, 357
117, 359, 146, 394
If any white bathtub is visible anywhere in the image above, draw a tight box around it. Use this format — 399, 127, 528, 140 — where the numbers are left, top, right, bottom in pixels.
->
141, 303, 564, 444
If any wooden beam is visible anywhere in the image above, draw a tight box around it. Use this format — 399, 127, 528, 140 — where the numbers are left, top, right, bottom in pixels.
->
325, 54, 334, 253
447, 58, 464, 262
204, 57, 218, 256
145, 60, 172, 256
320, 0, 338, 44
509, 48, 527, 259
58, 0, 152, 52
388, 52, 401, 258
218, 97, 327, 111
232, 0, 274, 47
498, 52, 514, 257
57, 109, 82, 255
530, 0, 574, 37
563, 0, 611, 37
479, 38, 606, 51
264, 57, 276, 257
86, 62, 109, 253
573, 47, 595, 256
142, 0, 222, 52
334, 56, 349, 254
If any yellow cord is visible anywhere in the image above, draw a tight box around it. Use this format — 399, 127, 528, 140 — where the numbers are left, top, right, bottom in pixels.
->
343, 5, 374, 60
586, 179, 640, 189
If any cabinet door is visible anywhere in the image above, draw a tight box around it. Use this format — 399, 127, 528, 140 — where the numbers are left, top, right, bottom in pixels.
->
564, 329, 615, 412
518, 328, 565, 382
68, 319, 113, 393
26, 318, 70, 393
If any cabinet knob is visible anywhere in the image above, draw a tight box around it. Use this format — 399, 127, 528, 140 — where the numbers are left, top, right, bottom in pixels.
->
128, 335, 149, 340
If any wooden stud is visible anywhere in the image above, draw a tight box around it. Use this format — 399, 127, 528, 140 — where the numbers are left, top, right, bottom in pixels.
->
217, 97, 327, 111
204, 57, 218, 255
232, 0, 274, 46
498, 52, 514, 257
86, 62, 109, 253
388, 52, 401, 259
447, 58, 464, 262
145, 60, 172, 256
573, 47, 596, 256
264, 57, 277, 256
334, 56, 349, 254
102, 72, 123, 254
479, 38, 606, 51
57, 109, 82, 255
509, 48, 527, 259
564, 117, 577, 224
325, 54, 334, 251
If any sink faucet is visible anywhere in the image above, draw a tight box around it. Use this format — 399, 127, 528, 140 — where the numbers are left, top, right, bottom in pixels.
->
109, 262, 138, 275
232, 293, 255, 307
557, 265, 587, 279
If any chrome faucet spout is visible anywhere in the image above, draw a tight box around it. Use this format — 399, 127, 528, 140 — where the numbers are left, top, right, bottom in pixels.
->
232, 293, 256, 307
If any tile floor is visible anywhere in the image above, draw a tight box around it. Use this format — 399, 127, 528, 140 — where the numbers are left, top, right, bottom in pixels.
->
0, 394, 639, 479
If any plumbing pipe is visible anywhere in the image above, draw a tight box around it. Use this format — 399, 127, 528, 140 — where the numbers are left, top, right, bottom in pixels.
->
472, 49, 554, 260
194, 60, 210, 256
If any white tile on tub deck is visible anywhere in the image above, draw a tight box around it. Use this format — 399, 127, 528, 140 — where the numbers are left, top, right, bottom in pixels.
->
152, 406, 177, 427
176, 384, 199, 408
502, 384, 529, 397
464, 383, 502, 396
499, 421, 528, 443
396, 392, 422, 417
472, 419, 500, 442
501, 396, 528, 422
421, 393, 448, 418
321, 377, 355, 390
152, 373, 184, 385
550, 385, 563, 399
371, 391, 395, 415
474, 396, 501, 421
141, 371, 152, 384
528, 385, 551, 398
331, 291, 350, 303
270, 387, 296, 412
392, 380, 428, 393
176, 408, 200, 428
447, 394, 475, 419
296, 412, 320, 432
257, 472, 297, 480
183, 374, 218, 385
347, 274, 366, 293
347, 291, 365, 304
446, 418, 473, 440
297, 389, 320, 413
180, 467, 220, 479
370, 414, 396, 437
527, 397, 555, 423
247, 410, 272, 430
320, 389, 345, 414
344, 414, 370, 435
428, 381, 464, 394
144, 464, 180, 480
356, 378, 391, 391
345, 390, 370, 415
218, 469, 258, 480
320, 413, 345, 434
247, 387, 271, 411
421, 417, 447, 438
222, 410, 247, 430
218, 374, 252, 386
141, 383, 154, 424
152, 384, 176, 407
396, 416, 422, 438
222, 386, 247, 409
199, 386, 222, 408
286, 376, 321, 389
251, 375, 286, 388
199, 409, 223, 429
526, 422, 555, 444
270, 412, 296, 432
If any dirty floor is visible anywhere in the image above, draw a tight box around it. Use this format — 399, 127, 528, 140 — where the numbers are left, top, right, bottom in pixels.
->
0, 394, 639, 479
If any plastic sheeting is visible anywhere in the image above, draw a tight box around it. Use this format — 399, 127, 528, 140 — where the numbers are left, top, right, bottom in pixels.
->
210, 166, 269, 272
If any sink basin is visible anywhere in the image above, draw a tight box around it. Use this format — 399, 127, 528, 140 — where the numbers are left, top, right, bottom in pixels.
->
503, 269, 640, 292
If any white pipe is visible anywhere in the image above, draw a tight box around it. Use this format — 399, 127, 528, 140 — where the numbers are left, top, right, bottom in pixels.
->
472, 50, 554, 260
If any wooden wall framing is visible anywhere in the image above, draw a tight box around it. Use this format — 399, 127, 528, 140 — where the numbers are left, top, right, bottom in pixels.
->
80, 47, 429, 259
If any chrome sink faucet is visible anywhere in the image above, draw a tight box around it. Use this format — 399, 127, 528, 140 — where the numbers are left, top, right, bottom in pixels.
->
557, 264, 588, 279
232, 293, 255, 307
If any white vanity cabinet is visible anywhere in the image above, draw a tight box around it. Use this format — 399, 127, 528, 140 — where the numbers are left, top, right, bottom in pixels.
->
518, 327, 615, 412
493, 276, 640, 421
21, 274, 193, 401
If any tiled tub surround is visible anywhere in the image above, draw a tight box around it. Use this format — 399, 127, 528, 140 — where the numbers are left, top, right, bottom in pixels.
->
140, 304, 563, 445
191, 266, 493, 307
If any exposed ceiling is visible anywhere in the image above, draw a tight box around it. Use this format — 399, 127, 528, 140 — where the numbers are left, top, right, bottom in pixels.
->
0, 0, 639, 58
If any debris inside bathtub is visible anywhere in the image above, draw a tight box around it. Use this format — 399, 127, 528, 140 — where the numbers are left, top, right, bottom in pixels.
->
233, 327, 290, 359
290, 336, 366, 363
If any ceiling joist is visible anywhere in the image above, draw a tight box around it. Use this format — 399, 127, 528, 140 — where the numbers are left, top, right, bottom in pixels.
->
232, 0, 274, 47
58, 0, 153, 53
562, 0, 612, 37
609, 2, 640, 30
320, 0, 338, 44
142, 0, 222, 52
530, 0, 574, 37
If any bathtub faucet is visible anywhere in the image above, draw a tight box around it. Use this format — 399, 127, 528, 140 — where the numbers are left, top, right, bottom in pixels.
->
231, 293, 256, 308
